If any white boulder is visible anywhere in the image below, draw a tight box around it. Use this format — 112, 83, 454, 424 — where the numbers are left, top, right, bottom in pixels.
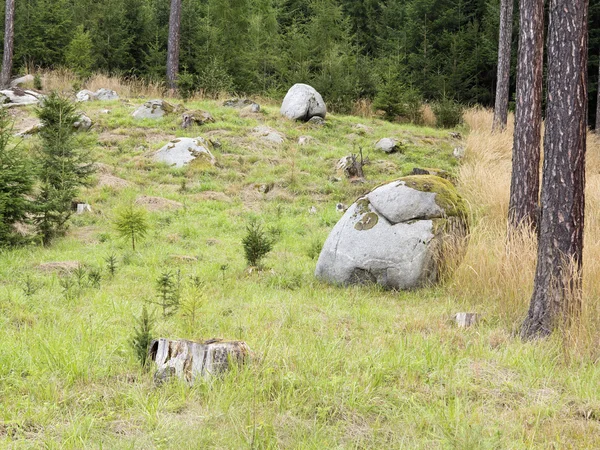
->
280, 83, 326, 121
154, 137, 216, 168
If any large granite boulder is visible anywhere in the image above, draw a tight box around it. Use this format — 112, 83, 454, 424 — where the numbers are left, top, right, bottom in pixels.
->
154, 137, 216, 168
133, 99, 174, 119
0, 88, 42, 106
280, 83, 326, 121
315, 175, 469, 290
10, 74, 34, 88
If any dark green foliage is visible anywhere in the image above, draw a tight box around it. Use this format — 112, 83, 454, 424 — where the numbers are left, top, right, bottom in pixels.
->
34, 92, 94, 245
88, 267, 102, 288
153, 270, 181, 317
131, 306, 154, 368
242, 218, 274, 267
307, 238, 323, 260
21, 275, 42, 297
177, 71, 196, 101
33, 74, 43, 91
0, 109, 34, 246
374, 74, 424, 124
114, 204, 148, 251
105, 253, 118, 277
65, 25, 94, 78
432, 98, 464, 128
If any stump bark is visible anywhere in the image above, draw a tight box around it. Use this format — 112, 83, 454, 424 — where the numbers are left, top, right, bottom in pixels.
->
149, 338, 250, 384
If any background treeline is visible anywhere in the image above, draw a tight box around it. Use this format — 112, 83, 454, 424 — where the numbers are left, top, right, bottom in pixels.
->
3, 0, 600, 117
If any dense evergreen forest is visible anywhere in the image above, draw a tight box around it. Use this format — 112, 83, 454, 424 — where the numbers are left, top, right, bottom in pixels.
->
3, 0, 600, 117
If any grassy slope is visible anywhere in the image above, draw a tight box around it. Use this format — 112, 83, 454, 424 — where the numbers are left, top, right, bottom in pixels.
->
0, 97, 599, 449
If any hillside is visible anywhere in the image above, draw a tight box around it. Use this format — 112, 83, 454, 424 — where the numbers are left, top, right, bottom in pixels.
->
1, 87, 600, 449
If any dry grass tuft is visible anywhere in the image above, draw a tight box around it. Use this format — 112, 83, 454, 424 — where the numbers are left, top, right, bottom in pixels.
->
421, 104, 436, 127
454, 107, 600, 359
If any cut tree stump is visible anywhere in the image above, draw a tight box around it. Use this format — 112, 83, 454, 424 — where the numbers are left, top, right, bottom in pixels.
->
454, 313, 479, 328
149, 338, 250, 384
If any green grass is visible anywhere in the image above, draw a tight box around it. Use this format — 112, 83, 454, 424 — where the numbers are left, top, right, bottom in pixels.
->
1, 97, 599, 449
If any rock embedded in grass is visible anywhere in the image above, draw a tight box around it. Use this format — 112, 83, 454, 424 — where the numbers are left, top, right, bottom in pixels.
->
280, 83, 326, 121
181, 110, 215, 128
375, 137, 401, 154
132, 99, 174, 119
0, 88, 42, 106
315, 175, 469, 290
252, 125, 285, 144
154, 137, 216, 168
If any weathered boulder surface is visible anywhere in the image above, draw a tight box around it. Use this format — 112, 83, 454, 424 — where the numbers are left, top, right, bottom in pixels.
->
252, 125, 284, 144
154, 137, 215, 168
76, 88, 119, 102
73, 113, 92, 131
132, 99, 173, 119
375, 138, 401, 154
315, 175, 468, 290
181, 110, 215, 128
0, 88, 42, 106
280, 83, 326, 121
10, 74, 34, 87
150, 338, 250, 384
223, 98, 260, 110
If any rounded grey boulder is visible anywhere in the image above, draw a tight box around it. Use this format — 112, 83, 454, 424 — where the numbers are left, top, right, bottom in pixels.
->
315, 175, 468, 290
154, 137, 216, 168
280, 83, 326, 121
133, 100, 174, 119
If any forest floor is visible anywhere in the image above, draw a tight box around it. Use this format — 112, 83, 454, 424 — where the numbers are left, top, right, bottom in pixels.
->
1, 84, 600, 449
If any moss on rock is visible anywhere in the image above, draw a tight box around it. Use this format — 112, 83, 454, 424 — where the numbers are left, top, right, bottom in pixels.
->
398, 175, 467, 219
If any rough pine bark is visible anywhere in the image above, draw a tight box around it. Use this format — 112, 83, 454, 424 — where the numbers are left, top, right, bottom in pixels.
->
507, 0, 544, 230
492, 0, 514, 132
521, 0, 588, 339
0, 0, 15, 88
166, 0, 182, 90
596, 49, 600, 132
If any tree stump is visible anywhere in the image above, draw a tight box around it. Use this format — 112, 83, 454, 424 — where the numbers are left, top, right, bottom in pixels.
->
454, 313, 479, 328
149, 338, 250, 384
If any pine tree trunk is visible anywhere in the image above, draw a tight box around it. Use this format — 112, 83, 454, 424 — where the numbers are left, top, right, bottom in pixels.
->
0, 0, 15, 88
166, 0, 182, 91
507, 0, 544, 230
492, 0, 514, 132
521, 0, 588, 340
596, 49, 600, 132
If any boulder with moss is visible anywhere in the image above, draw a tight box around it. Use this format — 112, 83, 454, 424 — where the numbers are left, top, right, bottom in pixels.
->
315, 175, 469, 290
132, 99, 174, 119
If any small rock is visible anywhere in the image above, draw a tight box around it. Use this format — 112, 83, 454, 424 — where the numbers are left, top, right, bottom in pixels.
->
307, 116, 325, 126
336, 203, 347, 213
455, 312, 478, 328
256, 183, 274, 194
100, 109, 111, 114
76, 203, 92, 214
95, 88, 119, 101
76, 90, 96, 102
375, 138, 401, 154
449, 132, 462, 140
252, 125, 284, 144
298, 135, 313, 146
132, 99, 174, 119
309, 206, 317, 215
353, 123, 373, 134
453, 146, 466, 159
154, 137, 216, 168
15, 122, 44, 137
74, 113, 92, 131
223, 98, 260, 110
182, 110, 215, 128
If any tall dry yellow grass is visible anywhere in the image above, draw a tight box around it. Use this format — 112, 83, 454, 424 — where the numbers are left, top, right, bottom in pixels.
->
455, 107, 600, 357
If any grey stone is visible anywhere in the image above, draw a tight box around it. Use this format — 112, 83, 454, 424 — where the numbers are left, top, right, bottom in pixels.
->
298, 135, 314, 146
133, 99, 174, 119
453, 146, 465, 159
74, 113, 92, 131
315, 177, 468, 290
308, 116, 325, 126
10, 74, 34, 88
252, 125, 284, 144
280, 83, 326, 121
95, 88, 119, 101
223, 98, 260, 110
182, 110, 215, 128
76, 90, 96, 102
353, 123, 373, 134
154, 137, 216, 168
375, 138, 400, 154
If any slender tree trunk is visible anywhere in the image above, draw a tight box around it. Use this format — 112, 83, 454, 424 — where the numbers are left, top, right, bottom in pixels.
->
596, 49, 600, 132
0, 0, 15, 88
507, 0, 544, 230
492, 0, 514, 132
166, 0, 182, 90
521, 0, 588, 340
